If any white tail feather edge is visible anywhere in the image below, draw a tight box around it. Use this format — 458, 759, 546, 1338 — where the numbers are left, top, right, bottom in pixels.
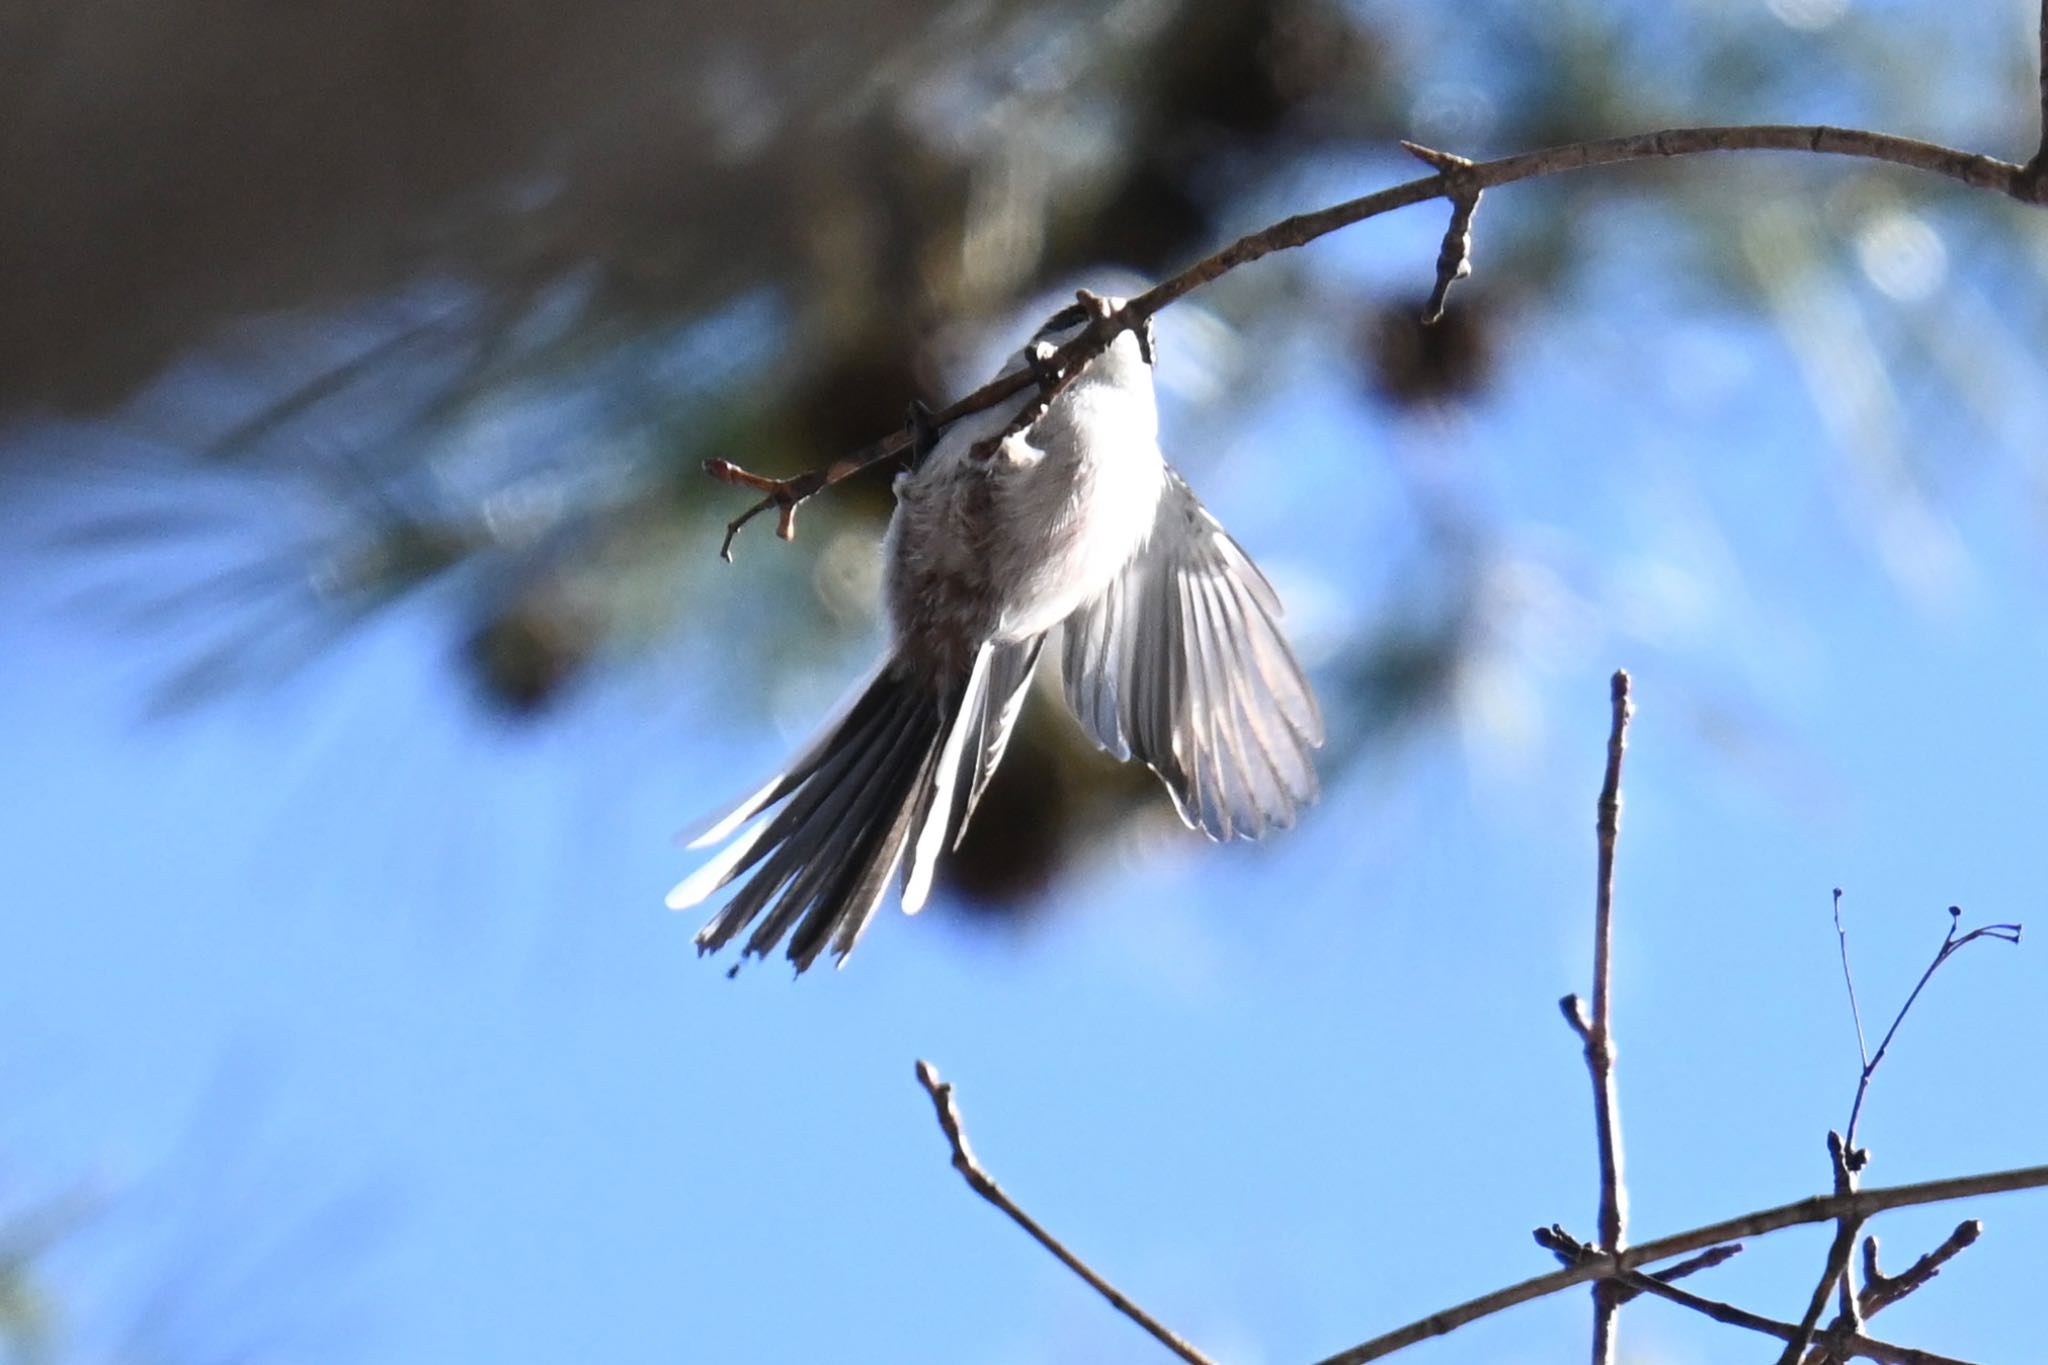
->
900, 645, 990, 915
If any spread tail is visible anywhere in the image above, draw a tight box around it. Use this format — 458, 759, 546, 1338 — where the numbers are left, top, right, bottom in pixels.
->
668, 639, 1043, 973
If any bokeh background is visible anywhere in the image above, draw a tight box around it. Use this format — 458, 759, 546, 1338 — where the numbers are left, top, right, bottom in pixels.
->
5, 0, 2046, 1361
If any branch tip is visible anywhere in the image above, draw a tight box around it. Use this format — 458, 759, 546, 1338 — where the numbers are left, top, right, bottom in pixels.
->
1559, 993, 1593, 1039
1860, 1220, 1983, 1319
1399, 139, 1475, 173
911, 1059, 1218, 1365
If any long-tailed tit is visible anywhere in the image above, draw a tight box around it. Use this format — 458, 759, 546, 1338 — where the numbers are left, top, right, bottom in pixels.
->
670, 295, 1322, 970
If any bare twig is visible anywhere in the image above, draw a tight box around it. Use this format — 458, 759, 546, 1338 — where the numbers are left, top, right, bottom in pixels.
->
1536, 1226, 1970, 1365
1834, 889, 1872, 1072
1399, 141, 1481, 322
1860, 1222, 1981, 1318
1846, 908, 2022, 1150
1624, 1270, 1977, 1365
706, 453, 870, 562
1611, 1242, 1742, 1303
1309, 1162, 2048, 1365
912, 1061, 1217, 1365
1819, 892, 1874, 1359
1785, 905, 2023, 1364
710, 124, 2041, 556
1559, 669, 1634, 1364
1536, 1227, 1973, 1365
1589, 669, 1631, 1252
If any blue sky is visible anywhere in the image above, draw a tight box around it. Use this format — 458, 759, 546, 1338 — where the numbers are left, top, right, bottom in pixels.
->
7, 51, 2048, 1365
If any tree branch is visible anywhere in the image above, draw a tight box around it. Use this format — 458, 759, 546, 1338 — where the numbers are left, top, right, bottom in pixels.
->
709, 123, 2040, 557
913, 1061, 1218, 1365
1536, 1227, 1975, 1365
1611, 1241, 1741, 1304
1620, 1267, 1976, 1365
1308, 1163, 2048, 1365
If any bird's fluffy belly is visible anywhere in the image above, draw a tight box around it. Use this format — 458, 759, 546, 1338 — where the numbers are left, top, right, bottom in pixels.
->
884, 387, 1162, 681
989, 418, 1162, 638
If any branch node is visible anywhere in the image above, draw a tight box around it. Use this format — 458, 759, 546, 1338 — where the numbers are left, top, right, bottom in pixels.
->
1397, 143, 1484, 323
916, 1058, 981, 1178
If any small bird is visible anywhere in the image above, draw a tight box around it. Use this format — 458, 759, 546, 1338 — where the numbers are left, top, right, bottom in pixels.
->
670, 293, 1322, 971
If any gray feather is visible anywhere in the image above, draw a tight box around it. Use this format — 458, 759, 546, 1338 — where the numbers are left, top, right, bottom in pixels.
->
1055, 470, 1321, 840
685, 671, 950, 971
956, 636, 1045, 842
689, 685, 910, 945
785, 703, 939, 970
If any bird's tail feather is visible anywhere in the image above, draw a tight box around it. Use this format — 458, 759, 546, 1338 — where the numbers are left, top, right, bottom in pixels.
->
674, 669, 941, 971
671, 637, 1045, 972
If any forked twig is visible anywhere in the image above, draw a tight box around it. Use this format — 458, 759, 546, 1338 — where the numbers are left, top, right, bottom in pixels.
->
1533, 1227, 1971, 1365
1781, 904, 2023, 1365
1845, 908, 2022, 1151
1860, 1222, 1981, 1318
1626, 1270, 1975, 1365
913, 1061, 1217, 1365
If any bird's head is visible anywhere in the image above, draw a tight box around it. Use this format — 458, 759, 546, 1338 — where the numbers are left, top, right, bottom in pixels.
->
1028, 294, 1156, 368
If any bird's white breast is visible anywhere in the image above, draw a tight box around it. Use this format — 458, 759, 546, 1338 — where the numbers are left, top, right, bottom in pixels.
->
883, 329, 1164, 679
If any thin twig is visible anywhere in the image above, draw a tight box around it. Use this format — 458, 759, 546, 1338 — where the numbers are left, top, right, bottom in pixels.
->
1569, 668, 1635, 1364
1834, 889, 1871, 1072
709, 124, 2041, 556
1622, 1269, 1977, 1365
1536, 1227, 1974, 1365
913, 1061, 1218, 1365
1860, 1222, 1982, 1318
1308, 1162, 2048, 1365
1846, 909, 2023, 1150
1589, 669, 1631, 1252
1611, 1242, 1742, 1303
1822, 892, 1871, 1351
1399, 141, 1481, 322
